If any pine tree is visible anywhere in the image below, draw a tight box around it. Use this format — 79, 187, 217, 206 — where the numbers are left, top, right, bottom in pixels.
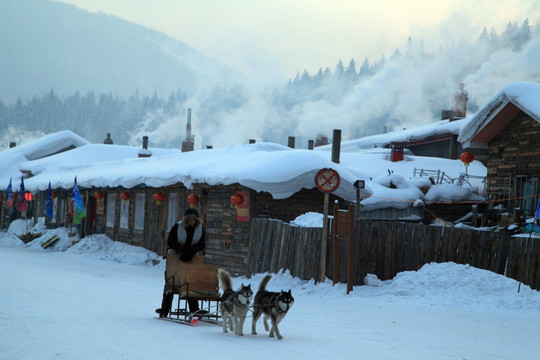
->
345, 58, 357, 81
334, 60, 345, 78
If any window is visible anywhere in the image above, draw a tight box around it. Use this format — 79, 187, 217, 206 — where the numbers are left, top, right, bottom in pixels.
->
167, 193, 179, 229
106, 193, 116, 227
120, 198, 130, 229
134, 193, 145, 230
515, 175, 539, 216
58, 198, 65, 223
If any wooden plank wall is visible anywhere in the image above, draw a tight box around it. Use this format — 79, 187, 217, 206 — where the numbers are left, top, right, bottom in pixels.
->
246, 218, 322, 281
245, 218, 540, 290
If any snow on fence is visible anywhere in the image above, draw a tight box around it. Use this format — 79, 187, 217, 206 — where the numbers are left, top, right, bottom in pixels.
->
246, 218, 540, 291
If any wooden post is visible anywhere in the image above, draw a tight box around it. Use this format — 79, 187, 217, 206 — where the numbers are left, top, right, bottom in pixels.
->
332, 201, 339, 285
347, 204, 355, 294
320, 192, 329, 283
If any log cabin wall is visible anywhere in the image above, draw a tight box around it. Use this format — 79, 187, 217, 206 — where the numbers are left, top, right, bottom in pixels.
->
35, 183, 346, 276
485, 112, 540, 214
486, 112, 540, 177
199, 184, 345, 275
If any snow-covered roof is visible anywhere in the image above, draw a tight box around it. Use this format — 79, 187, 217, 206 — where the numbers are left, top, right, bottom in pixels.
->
0, 130, 90, 187
459, 81, 540, 148
317, 118, 465, 152
11, 139, 486, 210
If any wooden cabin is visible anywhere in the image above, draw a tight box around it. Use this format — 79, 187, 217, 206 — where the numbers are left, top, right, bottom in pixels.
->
36, 183, 344, 275
458, 81, 540, 217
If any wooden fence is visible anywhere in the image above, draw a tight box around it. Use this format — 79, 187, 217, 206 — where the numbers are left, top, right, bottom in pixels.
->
246, 218, 323, 281
245, 218, 540, 291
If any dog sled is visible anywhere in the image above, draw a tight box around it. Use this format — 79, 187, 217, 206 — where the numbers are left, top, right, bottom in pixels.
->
158, 254, 222, 326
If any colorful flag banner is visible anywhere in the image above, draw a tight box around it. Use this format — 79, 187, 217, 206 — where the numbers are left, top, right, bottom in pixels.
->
18, 176, 27, 212
72, 177, 86, 224
535, 198, 540, 220
46, 181, 53, 219
6, 177, 13, 206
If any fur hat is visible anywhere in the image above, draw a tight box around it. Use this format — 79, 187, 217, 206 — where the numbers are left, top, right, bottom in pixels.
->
184, 208, 199, 217
182, 208, 201, 226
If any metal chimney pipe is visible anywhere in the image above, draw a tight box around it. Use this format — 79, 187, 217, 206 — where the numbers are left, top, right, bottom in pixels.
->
249, 139, 256, 144
142, 136, 148, 150
186, 108, 192, 141
308, 140, 314, 150
331, 129, 341, 164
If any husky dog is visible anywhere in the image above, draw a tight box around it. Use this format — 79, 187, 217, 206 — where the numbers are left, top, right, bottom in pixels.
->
251, 275, 294, 340
218, 269, 253, 336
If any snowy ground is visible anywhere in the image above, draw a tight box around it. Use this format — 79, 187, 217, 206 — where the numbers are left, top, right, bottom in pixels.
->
2, 219, 540, 360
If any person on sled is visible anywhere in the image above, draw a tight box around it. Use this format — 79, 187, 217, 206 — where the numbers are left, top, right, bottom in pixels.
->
156, 208, 206, 317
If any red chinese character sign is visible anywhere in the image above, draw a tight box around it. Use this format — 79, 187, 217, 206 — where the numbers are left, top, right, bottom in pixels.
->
315, 168, 340, 193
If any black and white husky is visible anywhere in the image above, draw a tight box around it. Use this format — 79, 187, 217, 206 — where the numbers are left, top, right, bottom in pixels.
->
218, 269, 253, 336
251, 274, 294, 340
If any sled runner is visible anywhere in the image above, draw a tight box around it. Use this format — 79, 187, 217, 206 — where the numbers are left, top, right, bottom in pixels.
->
158, 254, 222, 326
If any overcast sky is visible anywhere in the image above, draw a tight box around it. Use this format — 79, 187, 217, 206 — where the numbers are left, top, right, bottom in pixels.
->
55, 0, 539, 77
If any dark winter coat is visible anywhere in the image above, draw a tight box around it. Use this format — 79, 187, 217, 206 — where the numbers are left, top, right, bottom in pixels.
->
166, 220, 206, 262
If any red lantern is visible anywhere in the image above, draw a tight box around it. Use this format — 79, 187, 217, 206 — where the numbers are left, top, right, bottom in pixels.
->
120, 191, 131, 201
25, 192, 33, 201
460, 152, 474, 166
51, 191, 57, 199
153, 191, 165, 205
187, 194, 200, 207
230, 193, 244, 205
94, 191, 104, 199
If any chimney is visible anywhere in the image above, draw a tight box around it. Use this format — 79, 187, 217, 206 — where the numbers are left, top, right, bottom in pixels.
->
181, 108, 194, 152
331, 129, 341, 164
390, 143, 404, 162
249, 139, 256, 144
287, 136, 295, 148
138, 136, 152, 158
451, 83, 468, 120
9, 142, 16, 148
104, 133, 113, 145
314, 134, 329, 147
308, 140, 314, 150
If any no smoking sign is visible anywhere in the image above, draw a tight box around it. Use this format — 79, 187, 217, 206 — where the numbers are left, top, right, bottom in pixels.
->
315, 168, 340, 193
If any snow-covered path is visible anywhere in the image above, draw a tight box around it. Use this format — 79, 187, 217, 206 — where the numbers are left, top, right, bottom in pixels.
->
1, 244, 540, 360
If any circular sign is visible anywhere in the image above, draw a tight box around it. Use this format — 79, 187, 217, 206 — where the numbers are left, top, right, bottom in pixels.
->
315, 168, 340, 193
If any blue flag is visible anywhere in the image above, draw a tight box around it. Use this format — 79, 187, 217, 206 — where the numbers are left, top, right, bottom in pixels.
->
46, 181, 53, 219
535, 198, 540, 220
72, 177, 86, 224
6, 177, 12, 205
18, 176, 27, 212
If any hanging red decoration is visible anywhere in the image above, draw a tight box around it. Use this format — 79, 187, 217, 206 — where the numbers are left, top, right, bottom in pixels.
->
25, 192, 33, 201
51, 191, 57, 199
94, 191, 104, 199
153, 191, 165, 205
187, 194, 200, 207
230, 193, 244, 205
120, 191, 131, 201
460, 152, 474, 166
